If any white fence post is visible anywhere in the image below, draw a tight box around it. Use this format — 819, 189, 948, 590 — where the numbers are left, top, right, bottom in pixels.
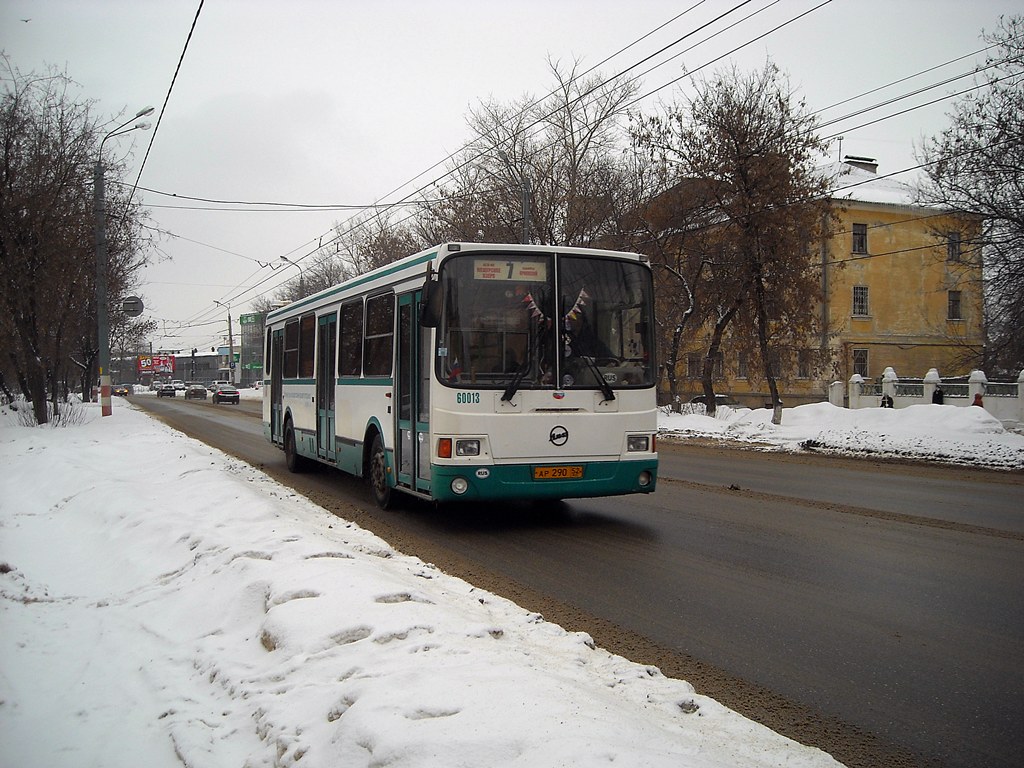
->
829, 381, 845, 407
849, 374, 864, 409
1018, 370, 1024, 425
882, 367, 898, 406
969, 370, 988, 407
924, 368, 940, 404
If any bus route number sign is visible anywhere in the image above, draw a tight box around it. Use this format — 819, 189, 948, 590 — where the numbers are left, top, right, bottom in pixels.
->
533, 465, 584, 480
474, 259, 547, 282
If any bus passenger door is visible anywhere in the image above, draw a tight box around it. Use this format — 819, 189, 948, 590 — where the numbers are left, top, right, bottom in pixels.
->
270, 329, 284, 444
396, 291, 431, 494
316, 312, 337, 461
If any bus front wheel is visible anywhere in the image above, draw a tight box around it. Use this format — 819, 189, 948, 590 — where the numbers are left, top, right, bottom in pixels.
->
369, 433, 393, 509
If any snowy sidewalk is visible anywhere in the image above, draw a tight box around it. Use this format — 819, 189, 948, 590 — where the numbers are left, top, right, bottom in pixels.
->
0, 401, 841, 768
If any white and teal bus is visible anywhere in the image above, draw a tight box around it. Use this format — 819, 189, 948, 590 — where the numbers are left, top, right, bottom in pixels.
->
263, 242, 658, 508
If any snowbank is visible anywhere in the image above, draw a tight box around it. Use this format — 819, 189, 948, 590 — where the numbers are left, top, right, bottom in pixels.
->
659, 402, 1024, 470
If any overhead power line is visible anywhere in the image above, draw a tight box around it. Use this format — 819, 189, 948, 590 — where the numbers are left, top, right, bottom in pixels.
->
154, 1, 1006, 345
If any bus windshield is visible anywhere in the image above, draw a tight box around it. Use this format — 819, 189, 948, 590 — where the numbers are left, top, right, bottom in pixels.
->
436, 252, 654, 392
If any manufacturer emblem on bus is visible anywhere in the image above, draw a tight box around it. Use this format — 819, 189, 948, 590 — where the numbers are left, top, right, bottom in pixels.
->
549, 426, 569, 446
552, 391, 565, 400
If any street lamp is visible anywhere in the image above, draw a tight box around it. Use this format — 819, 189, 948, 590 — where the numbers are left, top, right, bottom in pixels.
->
214, 300, 236, 385
280, 255, 306, 296
94, 105, 154, 416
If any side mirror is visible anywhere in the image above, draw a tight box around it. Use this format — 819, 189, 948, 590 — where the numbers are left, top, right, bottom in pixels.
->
419, 263, 443, 327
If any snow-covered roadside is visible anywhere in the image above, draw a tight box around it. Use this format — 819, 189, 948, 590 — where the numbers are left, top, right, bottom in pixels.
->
659, 401, 1024, 470
0, 400, 842, 768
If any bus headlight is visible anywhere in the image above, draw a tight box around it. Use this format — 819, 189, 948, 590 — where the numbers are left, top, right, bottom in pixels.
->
451, 477, 470, 495
627, 435, 650, 452
638, 471, 653, 487
455, 439, 480, 456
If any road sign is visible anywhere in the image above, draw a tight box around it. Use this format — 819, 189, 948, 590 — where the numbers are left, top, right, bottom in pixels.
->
122, 296, 144, 317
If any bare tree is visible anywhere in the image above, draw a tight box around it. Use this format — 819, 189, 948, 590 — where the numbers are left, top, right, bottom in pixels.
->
0, 58, 151, 422
917, 15, 1024, 375
613, 169, 720, 403
270, 212, 424, 306
419, 59, 639, 248
633, 62, 835, 421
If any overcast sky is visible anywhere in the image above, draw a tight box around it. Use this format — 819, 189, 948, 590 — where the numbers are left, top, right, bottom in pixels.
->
2, 0, 1018, 355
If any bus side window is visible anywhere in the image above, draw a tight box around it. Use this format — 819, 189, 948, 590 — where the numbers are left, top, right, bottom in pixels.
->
364, 293, 395, 377
339, 300, 363, 377
299, 313, 316, 378
284, 319, 300, 378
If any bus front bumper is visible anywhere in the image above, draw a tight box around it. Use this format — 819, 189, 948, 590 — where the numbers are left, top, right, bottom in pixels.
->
430, 458, 657, 503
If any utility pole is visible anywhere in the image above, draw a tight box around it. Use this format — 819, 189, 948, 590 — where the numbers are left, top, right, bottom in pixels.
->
215, 301, 235, 384
93, 106, 153, 416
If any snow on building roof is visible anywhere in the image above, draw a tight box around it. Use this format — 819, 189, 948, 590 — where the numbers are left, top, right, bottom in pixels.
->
821, 159, 919, 207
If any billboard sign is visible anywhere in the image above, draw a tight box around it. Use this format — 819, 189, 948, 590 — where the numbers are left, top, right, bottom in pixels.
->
138, 354, 175, 375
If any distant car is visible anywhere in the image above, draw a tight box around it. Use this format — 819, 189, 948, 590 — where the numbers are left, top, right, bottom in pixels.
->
171, 380, 186, 391
113, 384, 131, 397
184, 384, 208, 400
209, 380, 230, 392
690, 393, 741, 407
211, 384, 240, 404
157, 383, 176, 398
252, 380, 263, 390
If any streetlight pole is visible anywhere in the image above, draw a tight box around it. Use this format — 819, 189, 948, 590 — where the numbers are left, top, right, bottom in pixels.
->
280, 255, 306, 296
214, 300, 235, 384
94, 106, 153, 416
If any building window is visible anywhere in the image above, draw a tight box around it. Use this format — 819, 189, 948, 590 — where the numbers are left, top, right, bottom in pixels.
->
947, 231, 961, 263
798, 349, 812, 379
948, 290, 963, 320
853, 348, 869, 378
686, 352, 701, 379
852, 285, 870, 316
852, 223, 867, 254
737, 352, 748, 379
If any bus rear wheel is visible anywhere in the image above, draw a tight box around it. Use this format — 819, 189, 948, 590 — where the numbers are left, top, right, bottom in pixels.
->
369, 433, 392, 509
284, 421, 308, 473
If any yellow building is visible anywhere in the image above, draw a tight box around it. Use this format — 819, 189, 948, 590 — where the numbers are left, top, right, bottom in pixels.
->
673, 157, 985, 406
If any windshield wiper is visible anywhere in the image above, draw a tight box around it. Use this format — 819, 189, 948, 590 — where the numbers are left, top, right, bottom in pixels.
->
580, 354, 615, 402
501, 359, 531, 402
568, 327, 615, 402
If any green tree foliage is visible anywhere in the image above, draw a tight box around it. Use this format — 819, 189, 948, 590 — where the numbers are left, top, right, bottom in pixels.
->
917, 15, 1024, 375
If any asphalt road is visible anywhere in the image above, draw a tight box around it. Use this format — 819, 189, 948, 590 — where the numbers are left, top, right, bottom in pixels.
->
133, 394, 1024, 768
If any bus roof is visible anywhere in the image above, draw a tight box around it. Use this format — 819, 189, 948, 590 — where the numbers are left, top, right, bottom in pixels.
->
265, 242, 647, 324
